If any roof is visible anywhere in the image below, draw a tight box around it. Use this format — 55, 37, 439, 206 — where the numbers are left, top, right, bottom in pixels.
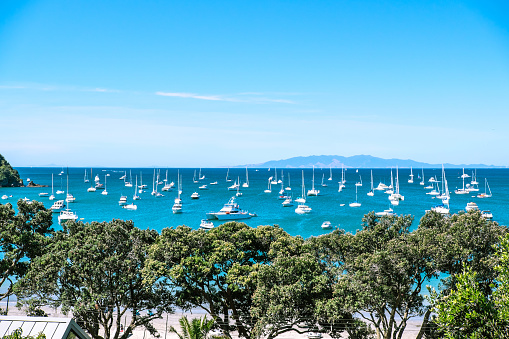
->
0, 316, 90, 339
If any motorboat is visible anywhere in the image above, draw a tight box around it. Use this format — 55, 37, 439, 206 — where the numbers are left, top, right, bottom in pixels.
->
210, 182, 218, 185
172, 201, 183, 214
199, 184, 208, 190
50, 200, 65, 213
481, 210, 493, 220
430, 203, 450, 215
321, 221, 332, 229
282, 197, 293, 207
58, 209, 78, 225
66, 193, 76, 203
375, 182, 388, 191
119, 196, 127, 205
307, 332, 322, 339
465, 202, 479, 212
123, 203, 137, 210
375, 208, 395, 217
38, 192, 49, 197
191, 192, 200, 199
295, 204, 312, 214
206, 197, 252, 220
1, 195, 8, 200
200, 219, 214, 230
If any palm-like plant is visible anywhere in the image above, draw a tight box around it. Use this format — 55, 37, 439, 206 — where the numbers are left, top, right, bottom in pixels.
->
169, 315, 216, 339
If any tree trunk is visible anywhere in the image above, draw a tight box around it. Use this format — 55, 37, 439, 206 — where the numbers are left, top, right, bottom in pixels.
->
415, 309, 431, 339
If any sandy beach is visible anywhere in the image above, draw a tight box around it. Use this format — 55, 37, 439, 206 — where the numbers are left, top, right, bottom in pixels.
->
2, 303, 423, 339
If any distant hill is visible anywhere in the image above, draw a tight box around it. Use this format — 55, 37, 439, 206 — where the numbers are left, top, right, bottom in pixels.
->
239, 155, 504, 169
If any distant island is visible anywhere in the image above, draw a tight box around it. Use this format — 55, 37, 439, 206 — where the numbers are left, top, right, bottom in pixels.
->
238, 155, 505, 169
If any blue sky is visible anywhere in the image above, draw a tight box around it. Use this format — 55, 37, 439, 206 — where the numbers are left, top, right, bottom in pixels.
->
1, 0, 508, 167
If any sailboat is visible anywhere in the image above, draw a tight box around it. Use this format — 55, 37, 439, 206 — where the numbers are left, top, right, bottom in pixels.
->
242, 167, 249, 188
199, 168, 205, 180
264, 178, 272, 193
321, 173, 327, 187
120, 171, 127, 180
328, 166, 333, 181
49, 173, 55, 200
408, 167, 414, 183
349, 184, 361, 207
59, 169, 78, 225
172, 171, 183, 214
389, 167, 404, 205
236, 176, 242, 197
285, 173, 291, 191
477, 178, 492, 198
84, 169, 89, 183
420, 168, 425, 186
125, 170, 133, 187
355, 174, 362, 187
56, 176, 65, 194
101, 175, 108, 195
133, 176, 140, 200
454, 168, 469, 194
193, 170, 198, 184
66, 169, 76, 203
271, 168, 278, 185
87, 168, 96, 192
226, 168, 232, 182
367, 170, 374, 196
307, 166, 320, 196
296, 171, 306, 203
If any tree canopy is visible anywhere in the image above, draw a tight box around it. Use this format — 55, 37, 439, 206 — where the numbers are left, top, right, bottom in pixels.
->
0, 154, 23, 187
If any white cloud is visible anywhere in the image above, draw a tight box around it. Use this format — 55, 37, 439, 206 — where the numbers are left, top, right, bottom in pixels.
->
155, 91, 236, 101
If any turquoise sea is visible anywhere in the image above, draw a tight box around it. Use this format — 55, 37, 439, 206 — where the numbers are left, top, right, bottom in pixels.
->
2, 167, 509, 236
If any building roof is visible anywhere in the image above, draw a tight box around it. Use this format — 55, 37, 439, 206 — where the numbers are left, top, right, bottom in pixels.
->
0, 316, 90, 339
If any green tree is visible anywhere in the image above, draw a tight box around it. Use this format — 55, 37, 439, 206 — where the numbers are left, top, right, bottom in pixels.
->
0, 199, 53, 313
317, 213, 442, 339
2, 328, 45, 339
251, 234, 372, 339
429, 265, 508, 339
16, 219, 174, 339
168, 315, 215, 339
145, 222, 293, 338
0, 154, 23, 187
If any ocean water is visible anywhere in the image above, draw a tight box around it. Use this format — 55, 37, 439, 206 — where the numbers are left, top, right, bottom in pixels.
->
2, 167, 508, 237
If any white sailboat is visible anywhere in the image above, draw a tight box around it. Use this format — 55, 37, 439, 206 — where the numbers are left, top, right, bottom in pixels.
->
59, 169, 78, 225
408, 167, 414, 183
242, 167, 249, 188
87, 168, 96, 192
271, 168, 278, 185
172, 171, 183, 214
321, 173, 327, 187
101, 175, 108, 195
349, 184, 361, 207
133, 176, 140, 200
420, 168, 425, 186
264, 178, 272, 193
236, 176, 242, 197
454, 168, 469, 194
367, 170, 374, 196
328, 166, 333, 181
285, 173, 291, 191
477, 178, 492, 198
296, 171, 306, 203
125, 170, 133, 187
389, 167, 404, 205
84, 169, 89, 183
307, 166, 320, 196
199, 168, 205, 180
226, 168, 232, 182
355, 174, 362, 187
49, 173, 55, 200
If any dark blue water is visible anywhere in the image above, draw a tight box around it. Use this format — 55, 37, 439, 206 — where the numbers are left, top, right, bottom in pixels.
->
2, 167, 508, 236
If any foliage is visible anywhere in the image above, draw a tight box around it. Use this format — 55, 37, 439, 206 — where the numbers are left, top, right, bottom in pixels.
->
429, 265, 509, 338
145, 222, 294, 338
252, 234, 372, 339
168, 315, 215, 339
1, 328, 45, 339
0, 199, 53, 310
0, 154, 23, 187
16, 219, 174, 339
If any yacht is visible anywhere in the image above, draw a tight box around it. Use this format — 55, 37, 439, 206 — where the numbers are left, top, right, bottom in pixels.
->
282, 197, 294, 207
50, 200, 65, 213
199, 184, 208, 190
191, 192, 200, 199
206, 197, 252, 220
1, 195, 8, 200
66, 193, 76, 203
321, 221, 332, 229
200, 219, 214, 230
481, 210, 493, 220
123, 203, 137, 210
119, 195, 127, 205
430, 203, 450, 215
38, 192, 49, 197
58, 209, 78, 225
375, 208, 395, 217
295, 204, 312, 214
172, 199, 183, 214
465, 202, 479, 212
210, 181, 218, 185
